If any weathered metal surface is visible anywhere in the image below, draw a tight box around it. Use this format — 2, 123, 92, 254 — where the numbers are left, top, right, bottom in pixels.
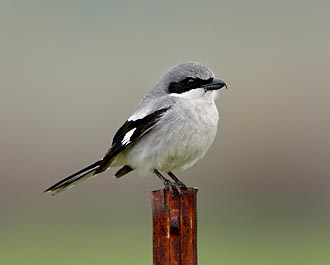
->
151, 188, 198, 265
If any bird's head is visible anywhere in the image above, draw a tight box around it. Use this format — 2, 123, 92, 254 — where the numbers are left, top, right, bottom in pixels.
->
159, 61, 227, 100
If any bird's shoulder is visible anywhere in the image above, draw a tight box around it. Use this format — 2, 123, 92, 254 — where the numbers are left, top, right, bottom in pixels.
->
128, 94, 177, 121
112, 107, 170, 146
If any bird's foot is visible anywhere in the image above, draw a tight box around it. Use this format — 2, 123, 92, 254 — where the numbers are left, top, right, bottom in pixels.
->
163, 180, 184, 197
167, 171, 187, 191
154, 169, 185, 197
163, 179, 174, 194
176, 179, 187, 189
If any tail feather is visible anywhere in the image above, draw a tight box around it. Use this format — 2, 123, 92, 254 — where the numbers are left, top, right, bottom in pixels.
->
44, 160, 102, 194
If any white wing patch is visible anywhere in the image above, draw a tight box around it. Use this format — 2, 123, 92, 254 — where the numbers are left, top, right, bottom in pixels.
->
121, 128, 137, 145
128, 111, 149, 121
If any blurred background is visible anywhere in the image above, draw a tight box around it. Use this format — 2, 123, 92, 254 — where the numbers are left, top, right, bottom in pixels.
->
1, 0, 329, 264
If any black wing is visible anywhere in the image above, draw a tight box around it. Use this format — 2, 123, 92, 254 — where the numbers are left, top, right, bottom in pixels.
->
95, 107, 170, 174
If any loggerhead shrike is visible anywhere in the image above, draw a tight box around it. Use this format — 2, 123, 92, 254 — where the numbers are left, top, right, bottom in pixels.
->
45, 61, 227, 195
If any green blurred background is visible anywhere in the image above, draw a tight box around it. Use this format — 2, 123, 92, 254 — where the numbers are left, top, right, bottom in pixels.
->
1, 0, 330, 264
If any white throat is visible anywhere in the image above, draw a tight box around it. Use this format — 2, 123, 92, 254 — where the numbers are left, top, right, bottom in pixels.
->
169, 88, 218, 101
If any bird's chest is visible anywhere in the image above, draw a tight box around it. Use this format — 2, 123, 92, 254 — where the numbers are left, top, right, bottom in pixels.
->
157, 99, 218, 170
183, 98, 219, 134
169, 99, 219, 154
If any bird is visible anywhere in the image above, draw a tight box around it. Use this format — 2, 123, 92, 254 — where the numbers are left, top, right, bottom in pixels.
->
44, 61, 227, 195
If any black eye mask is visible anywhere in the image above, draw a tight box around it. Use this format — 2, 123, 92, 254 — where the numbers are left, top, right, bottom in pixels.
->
168, 77, 214, 94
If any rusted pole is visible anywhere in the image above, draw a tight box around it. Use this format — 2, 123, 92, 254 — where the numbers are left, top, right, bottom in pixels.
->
151, 187, 198, 265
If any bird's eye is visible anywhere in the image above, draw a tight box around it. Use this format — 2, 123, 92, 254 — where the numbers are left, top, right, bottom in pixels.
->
185, 77, 197, 87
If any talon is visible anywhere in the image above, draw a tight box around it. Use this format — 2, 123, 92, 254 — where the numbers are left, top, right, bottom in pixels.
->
165, 181, 184, 197
173, 182, 184, 197
164, 180, 174, 194
167, 171, 187, 190
170, 182, 184, 197
154, 169, 185, 197
177, 181, 187, 188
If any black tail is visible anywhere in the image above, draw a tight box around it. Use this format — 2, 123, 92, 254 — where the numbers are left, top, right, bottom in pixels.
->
44, 160, 102, 194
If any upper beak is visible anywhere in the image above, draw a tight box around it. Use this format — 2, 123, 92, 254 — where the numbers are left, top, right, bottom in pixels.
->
202, 78, 227, 91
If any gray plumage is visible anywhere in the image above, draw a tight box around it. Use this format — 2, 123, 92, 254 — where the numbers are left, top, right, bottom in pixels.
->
45, 61, 226, 194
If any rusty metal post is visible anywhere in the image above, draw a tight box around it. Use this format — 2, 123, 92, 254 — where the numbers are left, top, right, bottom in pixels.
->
151, 187, 198, 265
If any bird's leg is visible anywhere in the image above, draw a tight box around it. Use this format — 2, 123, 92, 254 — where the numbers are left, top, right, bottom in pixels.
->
154, 169, 184, 196
167, 171, 186, 197
154, 169, 174, 193
167, 171, 187, 188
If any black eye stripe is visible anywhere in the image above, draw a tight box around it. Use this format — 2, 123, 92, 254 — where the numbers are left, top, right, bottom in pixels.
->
168, 77, 213, 94
183, 77, 196, 84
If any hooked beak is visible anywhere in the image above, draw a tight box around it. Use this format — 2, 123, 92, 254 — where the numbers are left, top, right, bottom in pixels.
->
202, 78, 227, 91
